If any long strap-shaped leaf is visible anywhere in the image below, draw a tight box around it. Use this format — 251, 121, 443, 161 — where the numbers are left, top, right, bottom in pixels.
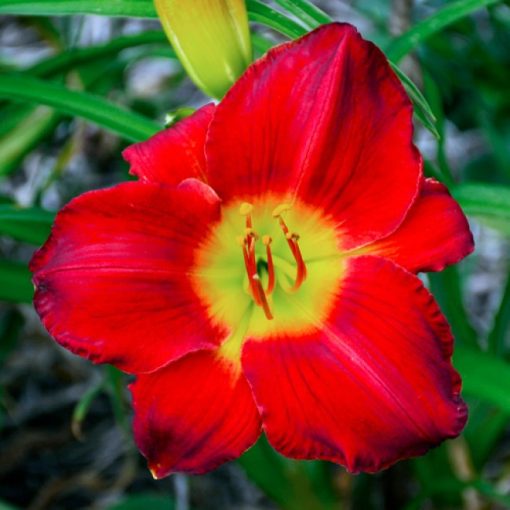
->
0, 74, 160, 142
385, 0, 503, 63
29, 30, 172, 78
0, 0, 308, 39
455, 346, 510, 413
0, 0, 157, 16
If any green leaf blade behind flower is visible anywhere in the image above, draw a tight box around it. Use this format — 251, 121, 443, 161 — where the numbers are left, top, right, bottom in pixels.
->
0, 74, 160, 142
0, 205, 54, 245
0, 0, 310, 42
0, 259, 33, 303
455, 346, 510, 412
452, 182, 510, 237
0, 0, 157, 17
385, 0, 504, 63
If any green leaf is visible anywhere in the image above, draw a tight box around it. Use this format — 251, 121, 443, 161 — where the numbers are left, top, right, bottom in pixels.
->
28, 31, 173, 79
107, 494, 175, 510
71, 381, 103, 439
0, 74, 160, 142
0, 0, 157, 17
0, 310, 24, 363
273, 0, 323, 29
0, 0, 310, 40
385, 0, 503, 63
104, 365, 130, 434
487, 272, 510, 357
239, 437, 336, 510
0, 204, 54, 244
464, 402, 509, 468
281, 0, 332, 25
428, 266, 479, 349
251, 33, 275, 56
452, 182, 510, 236
247, 0, 308, 39
455, 346, 510, 412
0, 259, 33, 303
389, 62, 439, 139
0, 500, 21, 510
0, 106, 61, 176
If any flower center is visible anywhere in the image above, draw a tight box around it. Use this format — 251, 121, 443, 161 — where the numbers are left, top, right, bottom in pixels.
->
191, 195, 344, 359
238, 202, 307, 321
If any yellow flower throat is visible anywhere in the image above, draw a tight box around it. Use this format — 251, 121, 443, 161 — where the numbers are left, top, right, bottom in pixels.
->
192, 196, 345, 362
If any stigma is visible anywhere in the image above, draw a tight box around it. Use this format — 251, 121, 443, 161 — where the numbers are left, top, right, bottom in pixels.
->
238, 202, 307, 320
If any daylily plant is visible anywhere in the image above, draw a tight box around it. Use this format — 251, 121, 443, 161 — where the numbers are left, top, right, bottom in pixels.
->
30, 23, 474, 478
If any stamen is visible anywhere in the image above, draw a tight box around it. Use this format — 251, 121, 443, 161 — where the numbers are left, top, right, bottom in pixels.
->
241, 241, 261, 306
262, 236, 275, 295
239, 202, 253, 229
273, 206, 307, 292
289, 234, 307, 292
252, 274, 273, 320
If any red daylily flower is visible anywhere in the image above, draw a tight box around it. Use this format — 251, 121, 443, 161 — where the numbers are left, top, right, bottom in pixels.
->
30, 23, 474, 478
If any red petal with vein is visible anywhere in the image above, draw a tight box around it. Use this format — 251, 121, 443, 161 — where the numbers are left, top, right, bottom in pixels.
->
131, 350, 261, 477
30, 180, 226, 374
206, 23, 420, 249
362, 179, 474, 273
243, 256, 466, 473
123, 104, 215, 186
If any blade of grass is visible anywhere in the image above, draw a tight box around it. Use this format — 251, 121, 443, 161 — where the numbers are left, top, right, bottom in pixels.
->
251, 33, 275, 56
71, 381, 104, 439
0, 259, 33, 303
28, 30, 173, 78
385, 0, 503, 63
463, 401, 509, 468
0, 0, 310, 40
282, 0, 332, 25
487, 272, 510, 357
455, 346, 510, 412
0, 106, 61, 176
0, 204, 54, 244
452, 182, 510, 237
390, 62, 439, 139
247, 0, 308, 39
0, 74, 160, 142
422, 70, 455, 185
0, 0, 158, 17
428, 266, 479, 349
104, 365, 130, 435
273, 0, 322, 29
239, 437, 334, 510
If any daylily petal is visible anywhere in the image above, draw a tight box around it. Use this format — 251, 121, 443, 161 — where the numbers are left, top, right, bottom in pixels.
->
123, 104, 215, 186
206, 23, 420, 249
130, 350, 261, 477
242, 255, 466, 473
360, 179, 474, 273
30, 180, 226, 374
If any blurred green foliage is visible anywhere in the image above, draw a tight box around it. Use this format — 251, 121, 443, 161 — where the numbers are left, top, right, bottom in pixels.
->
0, 0, 509, 509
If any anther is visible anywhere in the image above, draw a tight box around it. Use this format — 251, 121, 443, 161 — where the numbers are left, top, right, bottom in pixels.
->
272, 203, 293, 218
240, 202, 254, 230
239, 202, 254, 216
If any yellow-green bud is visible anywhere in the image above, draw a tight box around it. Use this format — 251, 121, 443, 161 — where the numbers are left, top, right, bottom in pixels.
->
154, 0, 252, 98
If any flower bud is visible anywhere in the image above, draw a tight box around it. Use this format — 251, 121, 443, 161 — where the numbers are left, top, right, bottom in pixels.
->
154, 0, 252, 98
